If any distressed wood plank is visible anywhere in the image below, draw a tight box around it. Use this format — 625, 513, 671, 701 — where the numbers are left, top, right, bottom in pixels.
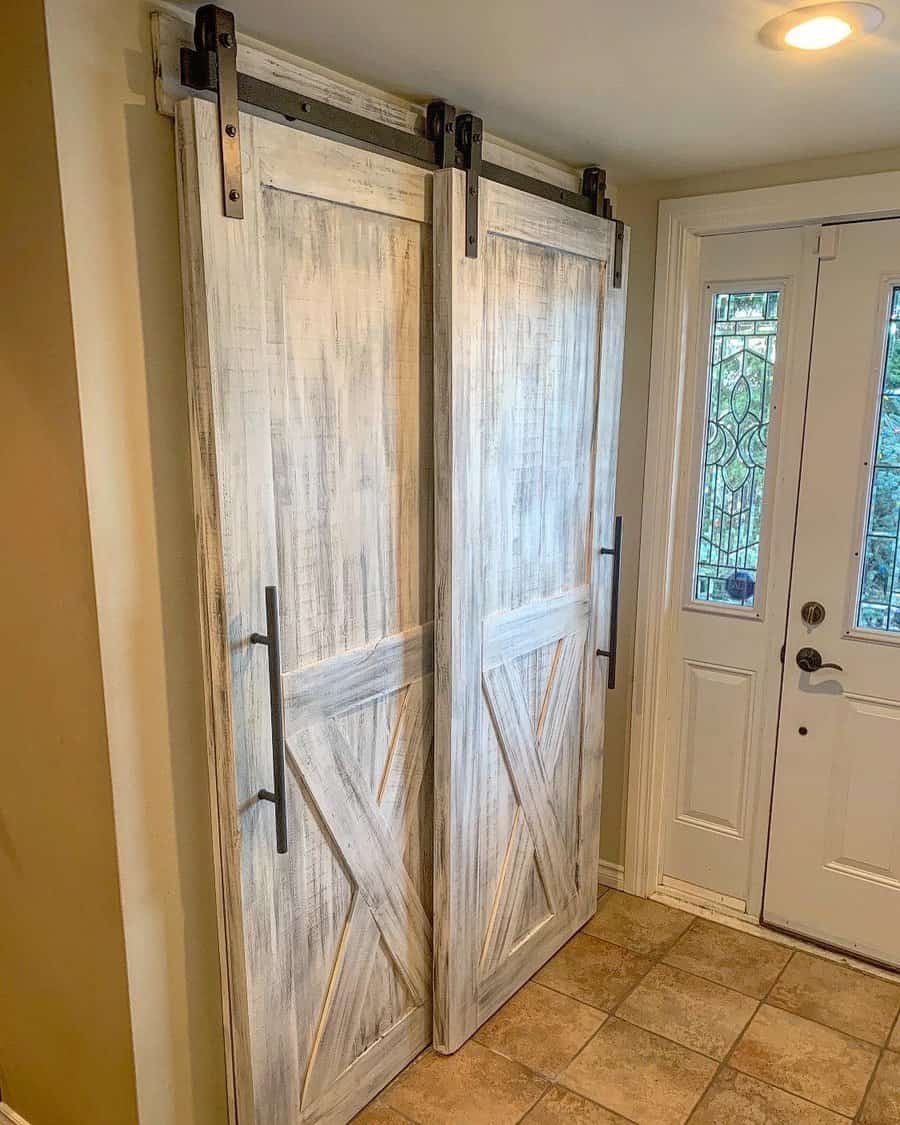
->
483, 661, 576, 912
283, 624, 432, 729
480, 631, 585, 972
287, 722, 432, 1003
432, 169, 485, 1053
483, 587, 589, 670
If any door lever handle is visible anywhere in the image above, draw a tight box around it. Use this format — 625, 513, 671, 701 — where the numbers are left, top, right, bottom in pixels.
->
796, 646, 843, 673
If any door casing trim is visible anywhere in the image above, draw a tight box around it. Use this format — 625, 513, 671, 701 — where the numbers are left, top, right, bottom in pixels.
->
626, 171, 900, 907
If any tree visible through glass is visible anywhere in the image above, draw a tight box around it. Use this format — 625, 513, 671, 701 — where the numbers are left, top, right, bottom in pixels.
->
694, 290, 780, 608
857, 287, 900, 634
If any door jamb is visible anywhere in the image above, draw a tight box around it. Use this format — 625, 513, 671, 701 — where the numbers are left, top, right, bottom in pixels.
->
625, 171, 900, 903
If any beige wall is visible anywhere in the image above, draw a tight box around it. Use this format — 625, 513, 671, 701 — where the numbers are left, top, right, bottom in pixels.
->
0, 4, 138, 1123
30, 0, 900, 1117
598, 145, 900, 869
42, 0, 227, 1121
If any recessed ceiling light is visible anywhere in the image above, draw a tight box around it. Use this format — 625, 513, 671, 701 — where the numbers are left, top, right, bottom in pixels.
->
785, 14, 853, 48
759, 3, 884, 50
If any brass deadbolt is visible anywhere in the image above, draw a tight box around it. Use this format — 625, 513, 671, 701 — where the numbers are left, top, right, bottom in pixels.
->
800, 600, 826, 626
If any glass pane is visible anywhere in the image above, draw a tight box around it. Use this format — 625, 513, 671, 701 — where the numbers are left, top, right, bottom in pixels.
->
856, 289, 900, 633
693, 289, 781, 608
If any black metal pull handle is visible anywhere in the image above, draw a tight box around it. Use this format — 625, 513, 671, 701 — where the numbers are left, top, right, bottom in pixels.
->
796, 646, 843, 673
596, 515, 623, 690
251, 585, 288, 854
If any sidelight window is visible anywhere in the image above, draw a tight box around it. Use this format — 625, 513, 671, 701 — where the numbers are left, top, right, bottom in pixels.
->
692, 289, 781, 609
856, 287, 900, 633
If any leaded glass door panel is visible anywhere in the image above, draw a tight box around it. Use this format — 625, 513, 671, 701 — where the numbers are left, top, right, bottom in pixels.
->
764, 218, 900, 969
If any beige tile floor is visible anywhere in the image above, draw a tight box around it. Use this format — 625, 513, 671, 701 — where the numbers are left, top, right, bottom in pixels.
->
355, 890, 900, 1125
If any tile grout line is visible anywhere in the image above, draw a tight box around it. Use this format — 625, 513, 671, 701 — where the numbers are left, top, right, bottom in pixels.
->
684, 948, 796, 1125
853, 1045, 885, 1123
371, 899, 897, 1124
680, 932, 794, 1125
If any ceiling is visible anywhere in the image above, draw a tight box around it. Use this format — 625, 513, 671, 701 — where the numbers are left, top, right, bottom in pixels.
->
179, 0, 900, 181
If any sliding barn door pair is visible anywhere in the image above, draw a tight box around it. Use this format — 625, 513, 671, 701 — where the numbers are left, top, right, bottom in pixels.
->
176, 98, 627, 1124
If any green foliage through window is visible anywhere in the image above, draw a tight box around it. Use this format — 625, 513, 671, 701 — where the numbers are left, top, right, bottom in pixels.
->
856, 288, 900, 633
694, 291, 780, 608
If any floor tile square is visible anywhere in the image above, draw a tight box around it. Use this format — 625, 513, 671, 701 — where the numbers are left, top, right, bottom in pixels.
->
768, 952, 900, 1045
582, 891, 693, 956
730, 1004, 879, 1117
690, 1068, 850, 1125
382, 1041, 548, 1124
616, 961, 758, 1059
663, 919, 791, 998
534, 932, 652, 1010
522, 1085, 631, 1123
860, 1049, 900, 1124
474, 981, 606, 1076
559, 1017, 717, 1125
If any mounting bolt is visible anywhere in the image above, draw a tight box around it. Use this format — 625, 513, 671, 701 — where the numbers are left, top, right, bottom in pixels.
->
445, 121, 454, 133
225, 124, 237, 137
229, 189, 241, 202
301, 102, 312, 113
468, 234, 475, 245
469, 186, 476, 196
219, 31, 234, 48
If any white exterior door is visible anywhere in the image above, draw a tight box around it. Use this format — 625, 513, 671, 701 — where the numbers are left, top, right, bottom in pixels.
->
660, 227, 818, 911
176, 99, 434, 1124
764, 218, 900, 967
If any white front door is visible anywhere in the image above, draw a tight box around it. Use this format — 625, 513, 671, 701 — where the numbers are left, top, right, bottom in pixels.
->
764, 218, 900, 967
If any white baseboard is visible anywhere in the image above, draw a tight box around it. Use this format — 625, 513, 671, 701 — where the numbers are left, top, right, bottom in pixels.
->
1, 1103, 33, 1125
597, 859, 625, 891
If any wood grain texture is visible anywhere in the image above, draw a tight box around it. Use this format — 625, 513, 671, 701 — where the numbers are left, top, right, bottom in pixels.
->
432, 169, 627, 1052
176, 97, 434, 1124
152, 10, 581, 194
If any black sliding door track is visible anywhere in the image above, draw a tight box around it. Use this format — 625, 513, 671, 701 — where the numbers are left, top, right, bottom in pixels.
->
181, 3, 624, 282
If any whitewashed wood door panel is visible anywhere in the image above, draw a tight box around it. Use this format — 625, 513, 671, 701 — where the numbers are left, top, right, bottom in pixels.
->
176, 98, 433, 1124
432, 169, 628, 1051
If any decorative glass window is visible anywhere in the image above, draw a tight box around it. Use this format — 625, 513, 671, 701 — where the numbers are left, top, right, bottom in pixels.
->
693, 290, 781, 608
856, 287, 900, 634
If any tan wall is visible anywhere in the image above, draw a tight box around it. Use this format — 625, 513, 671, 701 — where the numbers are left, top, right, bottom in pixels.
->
0, 4, 139, 1123
598, 145, 900, 869
33, 0, 900, 1116
42, 0, 228, 1121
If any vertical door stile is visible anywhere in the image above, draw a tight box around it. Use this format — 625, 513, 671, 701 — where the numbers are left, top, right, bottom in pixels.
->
432, 167, 485, 1052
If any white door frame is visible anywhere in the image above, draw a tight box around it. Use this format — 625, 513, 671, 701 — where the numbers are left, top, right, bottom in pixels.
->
626, 170, 900, 906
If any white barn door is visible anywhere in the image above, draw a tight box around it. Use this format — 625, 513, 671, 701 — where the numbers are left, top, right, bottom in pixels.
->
176, 99, 433, 1124
432, 168, 628, 1052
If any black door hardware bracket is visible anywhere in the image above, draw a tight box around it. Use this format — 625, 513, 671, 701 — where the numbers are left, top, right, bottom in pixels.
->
179, 8, 624, 280
455, 113, 483, 258
188, 5, 243, 218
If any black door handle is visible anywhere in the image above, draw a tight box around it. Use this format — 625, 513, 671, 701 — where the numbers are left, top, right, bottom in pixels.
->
251, 585, 288, 854
596, 515, 623, 690
796, 646, 843, 673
